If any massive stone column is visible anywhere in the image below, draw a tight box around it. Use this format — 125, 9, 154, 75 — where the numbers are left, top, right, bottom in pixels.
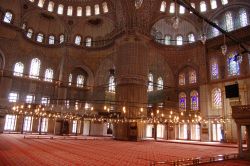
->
113, 35, 149, 141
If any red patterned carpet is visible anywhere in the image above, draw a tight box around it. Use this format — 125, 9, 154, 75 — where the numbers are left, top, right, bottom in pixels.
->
0, 134, 249, 166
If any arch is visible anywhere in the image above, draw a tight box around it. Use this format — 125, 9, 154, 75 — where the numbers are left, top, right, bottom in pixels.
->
71, 65, 94, 87
211, 88, 222, 109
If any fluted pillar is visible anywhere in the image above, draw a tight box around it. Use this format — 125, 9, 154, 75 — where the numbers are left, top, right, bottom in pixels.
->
113, 35, 149, 141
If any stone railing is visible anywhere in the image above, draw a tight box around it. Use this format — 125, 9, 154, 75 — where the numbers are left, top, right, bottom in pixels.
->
232, 105, 250, 119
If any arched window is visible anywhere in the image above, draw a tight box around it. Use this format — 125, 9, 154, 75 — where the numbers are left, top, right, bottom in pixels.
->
59, 34, 64, 43
86, 6, 91, 16
160, 1, 166, 12
190, 90, 199, 111
225, 12, 234, 31
210, 0, 217, 10
48, 35, 55, 45
148, 73, 153, 92
27, 28, 33, 38
13, 62, 24, 77
188, 33, 195, 43
200, 1, 207, 12
3, 12, 13, 23
108, 76, 115, 92
102, 2, 109, 13
179, 73, 185, 86
38, 0, 45, 8
169, 2, 175, 13
57, 4, 64, 15
75, 36, 82, 45
47, 1, 54, 12
211, 60, 219, 79
22, 23, 26, 30
176, 36, 183, 45
179, 5, 185, 14
95, 4, 100, 15
157, 77, 164, 90
165, 35, 171, 45
228, 53, 240, 76
189, 70, 197, 84
239, 9, 248, 27
44, 68, 53, 82
68, 74, 72, 86
29, 0, 34, 2
36, 33, 44, 43
212, 20, 220, 37
77, 7, 82, 16
76, 75, 84, 87
67, 6, 73, 16
29, 58, 41, 79
221, 0, 228, 5
179, 92, 186, 111
85, 37, 92, 47
190, 3, 195, 13
212, 88, 222, 109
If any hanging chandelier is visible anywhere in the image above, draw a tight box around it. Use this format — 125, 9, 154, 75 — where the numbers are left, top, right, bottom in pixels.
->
135, 0, 143, 9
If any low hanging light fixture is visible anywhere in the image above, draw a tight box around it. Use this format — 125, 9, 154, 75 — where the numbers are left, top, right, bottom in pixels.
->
221, 35, 227, 55
135, 0, 143, 9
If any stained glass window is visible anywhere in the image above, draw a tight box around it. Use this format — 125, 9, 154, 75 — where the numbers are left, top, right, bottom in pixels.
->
210, 0, 217, 10
60, 34, 64, 43
75, 36, 81, 45
221, 0, 228, 5
13, 62, 24, 77
212, 20, 220, 37
108, 76, 115, 92
44, 68, 53, 82
38, 0, 45, 8
157, 77, 164, 90
239, 9, 248, 27
148, 73, 153, 92
27, 29, 33, 38
225, 12, 234, 31
57, 4, 64, 15
94, 4, 100, 15
85, 37, 92, 47
189, 70, 197, 84
102, 2, 109, 13
86, 6, 91, 16
77, 75, 84, 87
179, 92, 186, 111
3, 12, 12, 23
77, 7, 82, 16
29, 58, 41, 79
160, 1, 166, 12
212, 88, 222, 109
68, 74, 72, 86
179, 5, 185, 14
211, 61, 219, 79
67, 6, 73, 16
169, 3, 175, 13
48, 35, 55, 45
179, 73, 185, 85
200, 1, 207, 12
228, 52, 240, 76
188, 34, 195, 43
48, 1, 54, 12
165, 35, 171, 45
176, 36, 183, 45
190, 90, 199, 111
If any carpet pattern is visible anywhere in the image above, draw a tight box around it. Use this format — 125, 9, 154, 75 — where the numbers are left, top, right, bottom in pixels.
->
0, 134, 247, 166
